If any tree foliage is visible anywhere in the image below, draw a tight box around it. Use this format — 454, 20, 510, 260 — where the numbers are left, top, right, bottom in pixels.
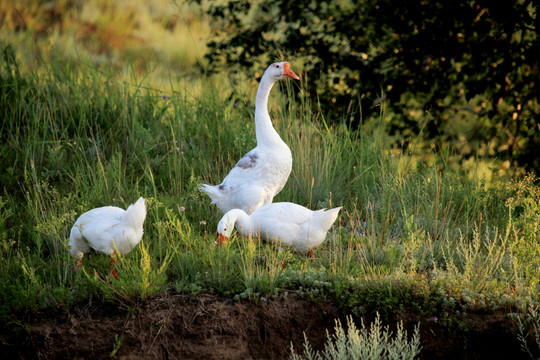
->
198, 0, 539, 170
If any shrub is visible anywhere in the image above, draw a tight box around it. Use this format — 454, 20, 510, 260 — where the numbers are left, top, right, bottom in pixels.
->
196, 0, 539, 170
290, 313, 421, 360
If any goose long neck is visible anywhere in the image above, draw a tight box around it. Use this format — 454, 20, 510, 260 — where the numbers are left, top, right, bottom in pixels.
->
230, 209, 253, 236
255, 75, 284, 147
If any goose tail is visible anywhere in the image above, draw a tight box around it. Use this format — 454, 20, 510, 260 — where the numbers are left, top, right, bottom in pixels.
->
199, 184, 221, 205
123, 197, 147, 231
315, 206, 342, 232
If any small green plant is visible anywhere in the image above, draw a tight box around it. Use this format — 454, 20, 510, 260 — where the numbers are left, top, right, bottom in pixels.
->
110, 333, 124, 358
290, 313, 421, 360
516, 305, 540, 360
86, 241, 172, 303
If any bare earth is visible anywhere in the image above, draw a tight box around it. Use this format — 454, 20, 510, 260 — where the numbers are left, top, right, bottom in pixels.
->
0, 292, 533, 359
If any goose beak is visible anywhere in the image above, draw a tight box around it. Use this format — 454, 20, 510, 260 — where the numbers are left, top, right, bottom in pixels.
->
283, 62, 300, 80
219, 233, 228, 246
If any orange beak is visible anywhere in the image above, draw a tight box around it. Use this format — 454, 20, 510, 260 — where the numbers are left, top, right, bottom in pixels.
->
219, 233, 228, 246
283, 62, 300, 80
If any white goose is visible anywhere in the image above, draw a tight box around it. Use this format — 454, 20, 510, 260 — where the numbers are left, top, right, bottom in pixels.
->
217, 202, 342, 255
68, 197, 146, 276
200, 61, 300, 215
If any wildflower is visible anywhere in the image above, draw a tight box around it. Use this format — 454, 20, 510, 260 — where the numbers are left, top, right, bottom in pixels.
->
233, 102, 237, 108
179, 206, 186, 212
163, 95, 168, 100
200, 220, 207, 225
434, 317, 438, 323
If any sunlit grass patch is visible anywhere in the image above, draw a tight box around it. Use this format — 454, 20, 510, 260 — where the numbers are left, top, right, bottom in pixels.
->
1, 0, 212, 95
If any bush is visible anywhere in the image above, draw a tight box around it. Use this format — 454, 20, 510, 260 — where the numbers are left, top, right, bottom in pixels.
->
197, 0, 539, 170
290, 313, 421, 360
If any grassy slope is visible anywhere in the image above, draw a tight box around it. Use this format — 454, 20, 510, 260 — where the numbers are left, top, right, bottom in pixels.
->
1, 42, 539, 323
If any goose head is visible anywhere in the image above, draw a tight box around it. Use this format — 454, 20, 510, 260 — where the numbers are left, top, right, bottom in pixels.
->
217, 213, 236, 245
264, 61, 300, 81
217, 209, 251, 245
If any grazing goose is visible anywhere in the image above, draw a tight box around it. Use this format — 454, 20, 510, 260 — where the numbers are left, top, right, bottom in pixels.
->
200, 61, 300, 215
217, 202, 342, 255
68, 197, 146, 277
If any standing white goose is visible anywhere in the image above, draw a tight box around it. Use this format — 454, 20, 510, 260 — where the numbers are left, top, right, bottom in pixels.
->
217, 202, 342, 255
68, 197, 146, 277
200, 61, 300, 214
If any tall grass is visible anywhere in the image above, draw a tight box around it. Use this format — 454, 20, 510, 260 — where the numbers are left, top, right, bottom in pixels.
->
0, 42, 539, 328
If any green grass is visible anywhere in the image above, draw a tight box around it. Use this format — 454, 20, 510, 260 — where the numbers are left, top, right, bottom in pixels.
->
0, 40, 539, 337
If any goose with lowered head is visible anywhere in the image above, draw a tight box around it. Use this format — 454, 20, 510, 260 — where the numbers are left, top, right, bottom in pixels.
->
68, 197, 146, 277
200, 61, 300, 215
217, 202, 342, 255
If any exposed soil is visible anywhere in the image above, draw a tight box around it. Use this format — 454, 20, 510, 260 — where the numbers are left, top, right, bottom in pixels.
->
0, 292, 535, 359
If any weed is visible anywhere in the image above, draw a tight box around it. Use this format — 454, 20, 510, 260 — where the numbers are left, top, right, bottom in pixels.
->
110, 333, 124, 358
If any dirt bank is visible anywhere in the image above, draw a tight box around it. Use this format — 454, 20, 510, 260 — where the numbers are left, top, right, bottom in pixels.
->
0, 292, 532, 359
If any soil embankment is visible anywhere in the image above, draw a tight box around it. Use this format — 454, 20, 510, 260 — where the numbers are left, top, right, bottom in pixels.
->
0, 293, 532, 359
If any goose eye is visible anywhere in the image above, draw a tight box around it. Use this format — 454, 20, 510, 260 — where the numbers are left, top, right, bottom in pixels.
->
275, 64, 280, 68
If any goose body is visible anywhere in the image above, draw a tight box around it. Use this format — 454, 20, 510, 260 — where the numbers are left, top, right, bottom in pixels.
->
200, 61, 300, 214
68, 197, 146, 263
217, 202, 342, 253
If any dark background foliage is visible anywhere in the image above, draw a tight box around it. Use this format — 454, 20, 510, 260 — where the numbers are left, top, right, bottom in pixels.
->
197, 0, 539, 171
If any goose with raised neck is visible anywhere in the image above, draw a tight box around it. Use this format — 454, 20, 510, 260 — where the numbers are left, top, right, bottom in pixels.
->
200, 61, 300, 215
